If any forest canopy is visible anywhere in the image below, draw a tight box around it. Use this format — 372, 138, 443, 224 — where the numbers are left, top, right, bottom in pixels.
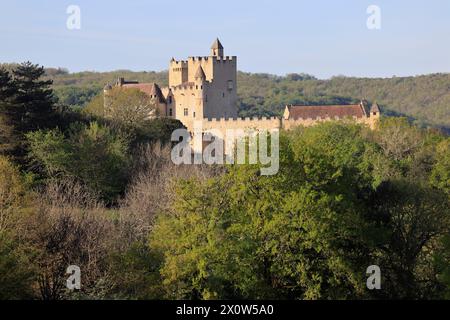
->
28, 66, 450, 132
0, 62, 449, 300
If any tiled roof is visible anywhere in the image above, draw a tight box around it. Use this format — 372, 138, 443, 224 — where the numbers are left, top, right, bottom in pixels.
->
287, 104, 366, 120
122, 83, 165, 103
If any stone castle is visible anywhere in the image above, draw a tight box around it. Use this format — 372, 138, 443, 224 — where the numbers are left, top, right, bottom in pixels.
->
104, 38, 380, 132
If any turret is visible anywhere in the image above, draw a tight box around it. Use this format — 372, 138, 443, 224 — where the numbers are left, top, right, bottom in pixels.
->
116, 77, 125, 86
103, 84, 113, 115
103, 83, 112, 93
370, 102, 381, 117
210, 38, 224, 57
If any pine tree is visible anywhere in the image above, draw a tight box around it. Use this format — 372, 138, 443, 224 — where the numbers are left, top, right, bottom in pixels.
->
0, 68, 17, 155
13, 61, 56, 132
0, 62, 57, 162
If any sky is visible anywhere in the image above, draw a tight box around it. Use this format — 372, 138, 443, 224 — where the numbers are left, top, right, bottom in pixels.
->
0, 0, 449, 79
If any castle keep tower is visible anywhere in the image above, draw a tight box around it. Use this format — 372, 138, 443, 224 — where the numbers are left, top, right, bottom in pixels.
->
167, 38, 238, 130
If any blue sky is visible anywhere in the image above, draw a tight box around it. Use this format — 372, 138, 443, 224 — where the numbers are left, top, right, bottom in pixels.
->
0, 0, 449, 78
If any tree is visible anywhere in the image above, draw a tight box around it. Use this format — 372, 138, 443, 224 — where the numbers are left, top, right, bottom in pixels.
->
0, 233, 34, 299
367, 180, 450, 299
149, 122, 450, 300
0, 156, 34, 299
431, 139, 450, 194
0, 68, 17, 155
27, 122, 131, 203
435, 235, 450, 299
150, 124, 380, 299
0, 156, 27, 233
0, 62, 57, 162
86, 87, 158, 126
22, 180, 112, 300
13, 61, 56, 132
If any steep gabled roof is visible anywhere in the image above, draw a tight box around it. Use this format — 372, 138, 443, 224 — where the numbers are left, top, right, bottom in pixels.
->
211, 38, 223, 49
122, 82, 166, 103
194, 66, 206, 80
370, 102, 380, 113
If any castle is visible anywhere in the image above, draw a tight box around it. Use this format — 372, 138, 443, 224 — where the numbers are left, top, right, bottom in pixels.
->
104, 38, 380, 132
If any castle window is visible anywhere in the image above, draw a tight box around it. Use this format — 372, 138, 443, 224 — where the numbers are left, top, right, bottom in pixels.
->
228, 80, 233, 90
168, 96, 172, 104
184, 108, 188, 116
222, 92, 225, 98
169, 109, 173, 116
196, 85, 198, 89
193, 111, 196, 118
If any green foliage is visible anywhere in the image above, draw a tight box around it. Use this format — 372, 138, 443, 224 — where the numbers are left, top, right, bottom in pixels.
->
0, 233, 34, 299
367, 180, 449, 298
106, 242, 164, 299
27, 122, 131, 202
2, 63, 450, 300
435, 235, 450, 299
0, 155, 28, 233
12, 62, 56, 132
83, 93, 105, 117
237, 72, 450, 131
25, 129, 71, 175
0, 62, 58, 163
132, 117, 185, 145
0, 156, 34, 299
150, 122, 450, 300
0, 67, 18, 155
431, 139, 450, 194
45, 68, 450, 131
86, 87, 158, 126
54, 86, 100, 109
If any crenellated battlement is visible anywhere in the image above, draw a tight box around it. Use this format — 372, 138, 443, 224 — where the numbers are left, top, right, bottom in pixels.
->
201, 116, 281, 132
171, 81, 210, 91
170, 59, 188, 65
205, 116, 278, 122
213, 56, 236, 63
183, 55, 235, 62
188, 56, 210, 62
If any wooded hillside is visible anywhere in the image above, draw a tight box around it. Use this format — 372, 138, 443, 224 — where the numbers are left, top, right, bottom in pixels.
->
3, 64, 446, 130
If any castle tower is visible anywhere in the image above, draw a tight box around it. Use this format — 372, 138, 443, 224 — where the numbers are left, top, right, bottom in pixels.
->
103, 84, 112, 115
370, 102, 381, 117
194, 66, 206, 120
169, 58, 188, 87
368, 102, 381, 129
211, 38, 224, 57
